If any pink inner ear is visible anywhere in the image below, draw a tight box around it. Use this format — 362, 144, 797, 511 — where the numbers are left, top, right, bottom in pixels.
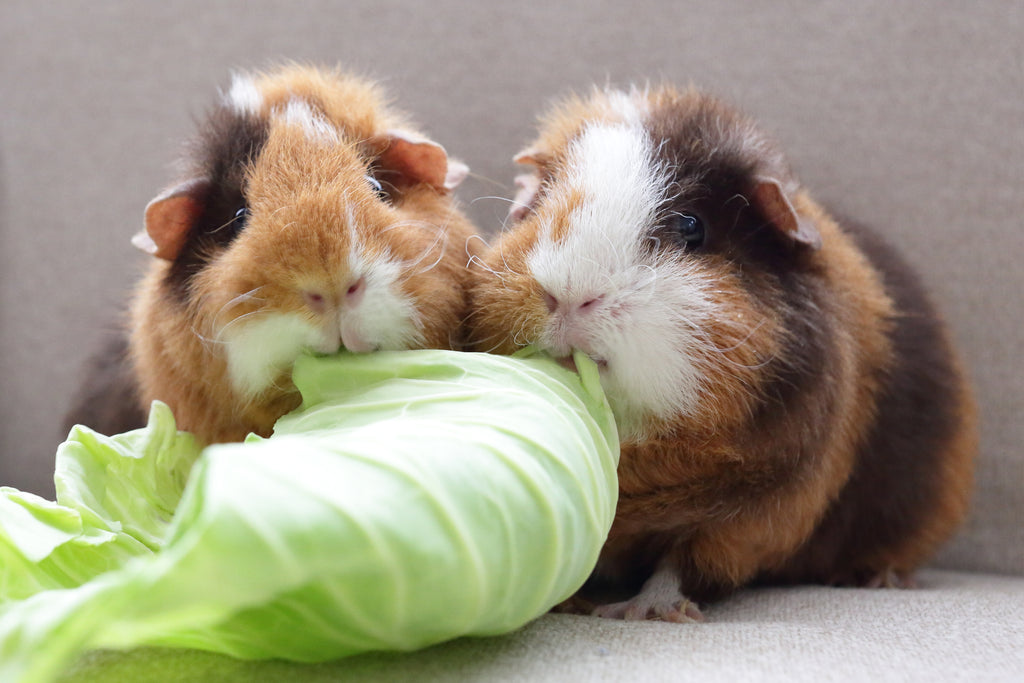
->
751, 178, 822, 250
444, 160, 470, 190
513, 147, 544, 167
377, 130, 451, 190
140, 179, 209, 261
510, 173, 541, 221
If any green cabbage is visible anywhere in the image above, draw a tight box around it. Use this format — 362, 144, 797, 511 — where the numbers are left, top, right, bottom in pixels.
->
0, 349, 618, 683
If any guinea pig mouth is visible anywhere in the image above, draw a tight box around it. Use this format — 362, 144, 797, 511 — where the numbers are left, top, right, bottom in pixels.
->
555, 353, 608, 374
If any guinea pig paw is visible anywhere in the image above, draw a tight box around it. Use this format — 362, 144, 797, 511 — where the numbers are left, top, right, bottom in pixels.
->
592, 595, 703, 623
551, 594, 596, 615
591, 565, 705, 622
864, 568, 917, 590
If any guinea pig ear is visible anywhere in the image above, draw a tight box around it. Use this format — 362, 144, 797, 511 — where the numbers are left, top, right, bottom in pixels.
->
133, 178, 211, 261
373, 129, 467, 192
509, 173, 542, 222
444, 159, 470, 191
508, 147, 550, 221
512, 147, 547, 168
750, 177, 822, 250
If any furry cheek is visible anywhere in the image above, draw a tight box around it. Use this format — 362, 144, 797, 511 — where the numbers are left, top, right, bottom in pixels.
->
585, 260, 720, 441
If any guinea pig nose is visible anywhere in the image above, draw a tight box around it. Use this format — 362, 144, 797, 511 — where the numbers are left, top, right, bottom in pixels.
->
542, 291, 558, 313
303, 290, 329, 314
345, 277, 366, 306
542, 291, 604, 314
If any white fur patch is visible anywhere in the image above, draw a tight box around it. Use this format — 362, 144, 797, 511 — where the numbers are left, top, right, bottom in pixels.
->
526, 117, 716, 439
221, 312, 324, 398
603, 87, 648, 125
344, 247, 424, 352
224, 74, 263, 116
219, 222, 424, 398
277, 98, 338, 144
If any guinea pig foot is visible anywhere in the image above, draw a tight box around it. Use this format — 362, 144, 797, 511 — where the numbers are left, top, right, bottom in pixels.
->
592, 595, 703, 623
552, 594, 596, 615
590, 567, 704, 623
864, 568, 917, 590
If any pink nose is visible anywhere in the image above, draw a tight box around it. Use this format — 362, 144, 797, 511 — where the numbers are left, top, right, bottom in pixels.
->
303, 290, 329, 314
303, 277, 366, 314
542, 290, 604, 314
346, 277, 366, 305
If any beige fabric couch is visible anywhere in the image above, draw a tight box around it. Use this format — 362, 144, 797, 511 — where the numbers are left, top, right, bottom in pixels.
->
2, 1, 1021, 680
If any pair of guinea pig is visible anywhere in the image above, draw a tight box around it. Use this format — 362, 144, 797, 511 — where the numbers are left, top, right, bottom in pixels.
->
66, 64, 977, 622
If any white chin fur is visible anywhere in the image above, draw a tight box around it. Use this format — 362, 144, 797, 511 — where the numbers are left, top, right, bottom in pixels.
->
527, 118, 715, 439
221, 312, 325, 398
596, 260, 714, 442
220, 255, 423, 398
348, 251, 425, 352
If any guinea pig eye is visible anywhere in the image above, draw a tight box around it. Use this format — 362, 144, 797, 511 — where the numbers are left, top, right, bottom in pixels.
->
233, 206, 251, 227
668, 213, 705, 249
365, 175, 389, 201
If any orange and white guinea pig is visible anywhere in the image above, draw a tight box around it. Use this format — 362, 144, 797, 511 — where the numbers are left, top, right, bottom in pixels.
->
66, 65, 481, 445
468, 86, 978, 621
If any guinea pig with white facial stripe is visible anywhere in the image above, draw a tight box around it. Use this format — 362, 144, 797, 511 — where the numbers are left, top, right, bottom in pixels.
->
66, 65, 481, 444
468, 86, 978, 621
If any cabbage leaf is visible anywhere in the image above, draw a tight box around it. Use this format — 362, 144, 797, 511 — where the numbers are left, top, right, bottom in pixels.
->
0, 350, 619, 683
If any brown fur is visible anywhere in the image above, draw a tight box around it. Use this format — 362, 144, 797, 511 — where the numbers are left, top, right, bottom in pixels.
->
62, 328, 147, 437
120, 65, 481, 445
469, 86, 977, 616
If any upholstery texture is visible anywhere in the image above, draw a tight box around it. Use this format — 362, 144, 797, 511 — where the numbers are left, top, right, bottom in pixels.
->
59, 571, 1024, 682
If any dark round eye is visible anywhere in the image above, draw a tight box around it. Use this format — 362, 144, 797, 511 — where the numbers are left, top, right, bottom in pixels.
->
233, 206, 251, 227
668, 213, 705, 248
366, 175, 388, 200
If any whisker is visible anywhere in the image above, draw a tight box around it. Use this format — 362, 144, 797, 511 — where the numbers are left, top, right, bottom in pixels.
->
470, 195, 517, 208
214, 308, 272, 343
410, 233, 447, 274
498, 239, 523, 278
217, 287, 266, 318
463, 169, 511, 190
380, 218, 441, 233
384, 219, 452, 276
190, 324, 223, 348
467, 253, 507, 285
466, 231, 492, 251
209, 213, 244, 234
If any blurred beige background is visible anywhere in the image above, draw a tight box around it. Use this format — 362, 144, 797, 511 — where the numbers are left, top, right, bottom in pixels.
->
1, 1, 1021, 576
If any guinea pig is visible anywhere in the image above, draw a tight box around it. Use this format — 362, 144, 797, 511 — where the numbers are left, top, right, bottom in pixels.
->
467, 86, 978, 621
65, 65, 481, 445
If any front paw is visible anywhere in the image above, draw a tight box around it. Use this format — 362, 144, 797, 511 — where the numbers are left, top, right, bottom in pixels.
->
552, 594, 596, 615
864, 568, 917, 589
589, 566, 704, 622
829, 567, 918, 589
592, 595, 703, 623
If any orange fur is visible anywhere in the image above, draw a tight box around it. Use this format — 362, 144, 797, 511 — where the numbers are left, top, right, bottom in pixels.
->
129, 66, 480, 445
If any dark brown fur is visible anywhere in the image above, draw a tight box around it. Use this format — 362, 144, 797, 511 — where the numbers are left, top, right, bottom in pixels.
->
62, 329, 147, 436
760, 218, 977, 587
164, 105, 270, 302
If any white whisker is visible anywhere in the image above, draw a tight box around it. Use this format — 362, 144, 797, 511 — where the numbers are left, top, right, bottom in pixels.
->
470, 195, 518, 207
214, 308, 272, 343
218, 287, 266, 317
